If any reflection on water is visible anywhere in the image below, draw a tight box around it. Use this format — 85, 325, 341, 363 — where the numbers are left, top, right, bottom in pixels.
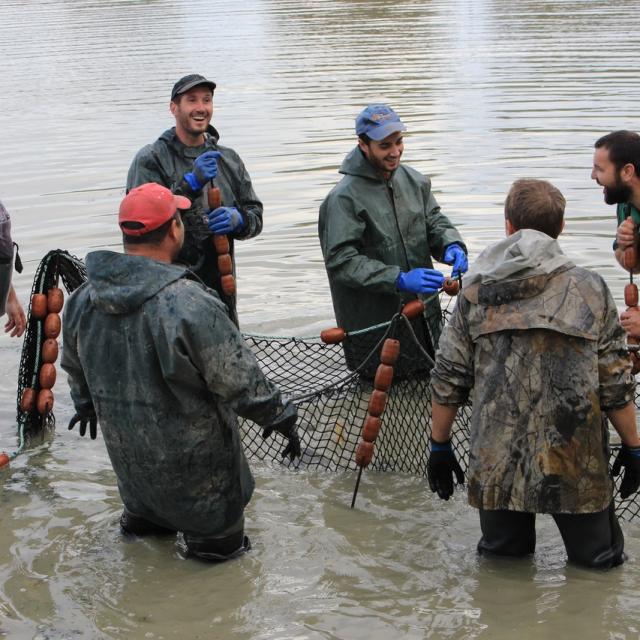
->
2, 0, 640, 637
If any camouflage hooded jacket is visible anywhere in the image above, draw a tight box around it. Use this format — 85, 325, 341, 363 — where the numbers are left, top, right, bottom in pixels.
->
126, 125, 263, 324
61, 251, 294, 536
430, 229, 635, 514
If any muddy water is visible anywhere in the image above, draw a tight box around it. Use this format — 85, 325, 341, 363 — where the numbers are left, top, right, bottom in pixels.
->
2, 0, 640, 637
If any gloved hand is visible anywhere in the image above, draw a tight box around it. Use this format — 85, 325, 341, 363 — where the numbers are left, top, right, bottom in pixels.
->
262, 402, 301, 461
396, 268, 444, 294
183, 151, 221, 192
207, 207, 244, 235
612, 444, 640, 499
427, 437, 464, 500
443, 244, 468, 277
68, 412, 98, 440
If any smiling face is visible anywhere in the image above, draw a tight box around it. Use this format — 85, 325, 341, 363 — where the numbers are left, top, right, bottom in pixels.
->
170, 86, 214, 146
591, 146, 632, 205
358, 131, 404, 179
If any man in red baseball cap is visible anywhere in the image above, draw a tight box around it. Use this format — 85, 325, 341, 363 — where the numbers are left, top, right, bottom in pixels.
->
61, 183, 300, 561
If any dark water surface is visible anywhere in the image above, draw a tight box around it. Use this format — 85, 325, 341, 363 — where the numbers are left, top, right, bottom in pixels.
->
2, 1, 640, 638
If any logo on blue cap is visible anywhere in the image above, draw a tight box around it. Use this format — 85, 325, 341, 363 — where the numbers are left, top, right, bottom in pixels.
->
355, 104, 407, 141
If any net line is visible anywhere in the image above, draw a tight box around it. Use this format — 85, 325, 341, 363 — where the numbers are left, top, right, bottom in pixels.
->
12, 250, 640, 521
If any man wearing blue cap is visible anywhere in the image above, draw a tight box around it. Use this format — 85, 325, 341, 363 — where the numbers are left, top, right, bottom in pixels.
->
318, 104, 468, 374
127, 74, 263, 327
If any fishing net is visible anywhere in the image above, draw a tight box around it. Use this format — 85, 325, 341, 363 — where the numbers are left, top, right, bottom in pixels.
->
12, 250, 640, 522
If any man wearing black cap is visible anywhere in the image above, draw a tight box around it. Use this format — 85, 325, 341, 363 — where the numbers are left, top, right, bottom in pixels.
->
126, 74, 263, 326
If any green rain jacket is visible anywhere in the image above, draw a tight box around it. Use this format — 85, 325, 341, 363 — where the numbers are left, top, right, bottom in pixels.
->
61, 251, 294, 536
318, 146, 465, 367
126, 125, 263, 325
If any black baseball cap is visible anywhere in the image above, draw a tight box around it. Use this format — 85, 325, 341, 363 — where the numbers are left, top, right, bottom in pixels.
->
171, 74, 216, 101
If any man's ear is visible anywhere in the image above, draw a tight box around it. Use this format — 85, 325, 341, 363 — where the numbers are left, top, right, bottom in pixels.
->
505, 218, 516, 236
621, 162, 637, 184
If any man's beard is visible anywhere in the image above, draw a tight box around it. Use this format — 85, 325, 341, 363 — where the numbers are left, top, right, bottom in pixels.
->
604, 179, 632, 205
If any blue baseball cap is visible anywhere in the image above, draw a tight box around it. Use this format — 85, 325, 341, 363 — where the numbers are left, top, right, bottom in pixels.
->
355, 104, 407, 141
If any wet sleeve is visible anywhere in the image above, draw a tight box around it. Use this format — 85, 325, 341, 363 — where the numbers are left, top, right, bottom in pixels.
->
176, 289, 287, 425
319, 192, 401, 294
423, 179, 466, 263
429, 296, 474, 406
229, 153, 263, 241
598, 284, 636, 410
60, 301, 96, 417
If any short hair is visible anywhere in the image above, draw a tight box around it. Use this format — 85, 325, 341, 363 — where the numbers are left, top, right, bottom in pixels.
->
171, 88, 214, 106
358, 133, 372, 145
122, 212, 180, 246
594, 130, 640, 176
504, 179, 565, 239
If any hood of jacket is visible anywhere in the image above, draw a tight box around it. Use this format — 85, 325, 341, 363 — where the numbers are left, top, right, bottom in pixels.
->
85, 250, 190, 315
339, 146, 387, 182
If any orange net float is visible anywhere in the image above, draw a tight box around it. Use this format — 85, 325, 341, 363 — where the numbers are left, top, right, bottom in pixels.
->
320, 327, 347, 344
401, 299, 425, 319
39, 363, 56, 390
47, 287, 64, 313
374, 364, 394, 392
380, 338, 400, 365
208, 187, 237, 298
0, 453, 9, 469
20, 387, 36, 412
624, 238, 640, 271
221, 274, 236, 297
443, 277, 460, 296
36, 389, 54, 415
367, 389, 388, 417
217, 253, 233, 276
42, 338, 59, 364
213, 235, 230, 255
44, 313, 61, 339
31, 293, 48, 320
362, 415, 381, 443
625, 284, 639, 307
355, 440, 374, 468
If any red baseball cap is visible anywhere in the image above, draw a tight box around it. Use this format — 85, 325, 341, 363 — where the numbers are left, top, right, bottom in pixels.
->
119, 183, 191, 236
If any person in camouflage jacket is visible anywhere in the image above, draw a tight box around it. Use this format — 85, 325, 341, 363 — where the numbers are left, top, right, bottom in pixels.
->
428, 178, 640, 569
62, 183, 299, 561
127, 74, 263, 327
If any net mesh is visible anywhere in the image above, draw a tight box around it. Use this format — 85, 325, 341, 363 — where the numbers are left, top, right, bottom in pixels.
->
13, 250, 640, 521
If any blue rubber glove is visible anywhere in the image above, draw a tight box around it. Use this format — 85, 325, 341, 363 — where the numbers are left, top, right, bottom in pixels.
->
427, 438, 465, 500
612, 444, 640, 499
207, 207, 244, 235
184, 151, 221, 192
443, 244, 468, 277
396, 268, 444, 294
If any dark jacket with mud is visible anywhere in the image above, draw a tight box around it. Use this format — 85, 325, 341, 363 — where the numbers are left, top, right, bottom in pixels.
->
430, 230, 635, 514
61, 251, 293, 536
318, 147, 465, 370
126, 125, 262, 325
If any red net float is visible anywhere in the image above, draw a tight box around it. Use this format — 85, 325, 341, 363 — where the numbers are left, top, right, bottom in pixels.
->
380, 338, 400, 365
367, 389, 388, 417
44, 313, 61, 339
443, 278, 460, 296
39, 363, 57, 390
218, 253, 233, 276
47, 287, 64, 313
362, 415, 382, 443
625, 284, 639, 307
320, 327, 346, 344
20, 387, 36, 412
42, 338, 59, 364
355, 441, 374, 468
221, 274, 236, 296
213, 235, 230, 255
374, 364, 394, 392
0, 453, 9, 469
401, 299, 424, 319
36, 389, 54, 415
31, 293, 48, 320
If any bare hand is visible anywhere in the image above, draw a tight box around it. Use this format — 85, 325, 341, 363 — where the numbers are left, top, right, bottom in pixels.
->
617, 218, 637, 251
620, 306, 640, 339
4, 286, 26, 338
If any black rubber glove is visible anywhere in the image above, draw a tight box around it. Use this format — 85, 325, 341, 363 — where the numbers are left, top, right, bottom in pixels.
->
612, 444, 640, 499
68, 412, 98, 440
262, 402, 301, 461
427, 437, 464, 500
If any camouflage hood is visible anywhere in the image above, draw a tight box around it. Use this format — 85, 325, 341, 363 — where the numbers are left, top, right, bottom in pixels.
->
464, 229, 573, 288
85, 250, 190, 315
